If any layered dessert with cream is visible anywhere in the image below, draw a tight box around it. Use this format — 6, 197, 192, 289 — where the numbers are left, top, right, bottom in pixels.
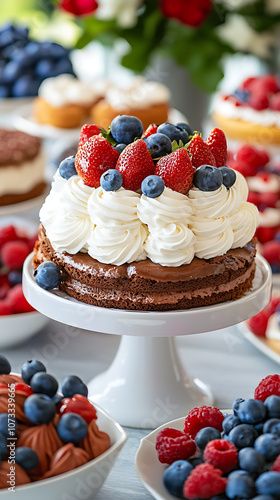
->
212, 74, 280, 145
0, 129, 45, 206
33, 74, 102, 129
91, 77, 170, 129
0, 355, 110, 489
33, 117, 259, 311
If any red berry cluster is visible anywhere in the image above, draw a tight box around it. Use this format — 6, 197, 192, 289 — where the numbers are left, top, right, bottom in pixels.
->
0, 224, 36, 316
226, 75, 280, 111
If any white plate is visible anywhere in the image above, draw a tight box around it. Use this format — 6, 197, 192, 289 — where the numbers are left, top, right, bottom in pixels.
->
0, 97, 33, 115
0, 402, 127, 499
23, 253, 271, 336
135, 413, 231, 500
0, 185, 49, 217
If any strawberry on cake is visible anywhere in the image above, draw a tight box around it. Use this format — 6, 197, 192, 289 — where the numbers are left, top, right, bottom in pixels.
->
213, 74, 280, 145
33, 117, 259, 311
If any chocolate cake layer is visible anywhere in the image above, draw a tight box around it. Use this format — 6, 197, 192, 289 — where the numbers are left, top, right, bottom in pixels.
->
33, 225, 257, 311
0, 129, 41, 167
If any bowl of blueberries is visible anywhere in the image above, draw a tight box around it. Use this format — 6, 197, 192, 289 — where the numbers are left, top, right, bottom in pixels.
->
0, 217, 49, 348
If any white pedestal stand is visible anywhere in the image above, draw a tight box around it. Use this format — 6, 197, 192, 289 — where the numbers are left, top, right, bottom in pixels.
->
23, 254, 271, 428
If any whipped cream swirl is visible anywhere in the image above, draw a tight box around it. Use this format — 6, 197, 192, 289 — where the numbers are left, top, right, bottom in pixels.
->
190, 216, 234, 259
39, 170, 66, 230
39, 74, 99, 107
144, 223, 195, 266
87, 187, 147, 265
229, 202, 260, 249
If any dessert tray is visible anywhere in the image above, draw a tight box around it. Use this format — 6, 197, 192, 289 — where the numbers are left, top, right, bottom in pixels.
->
135, 412, 231, 500
0, 402, 127, 500
23, 254, 271, 428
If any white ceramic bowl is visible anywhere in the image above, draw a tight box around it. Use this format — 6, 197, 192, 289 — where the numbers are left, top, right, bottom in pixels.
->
0, 403, 127, 499
0, 216, 49, 347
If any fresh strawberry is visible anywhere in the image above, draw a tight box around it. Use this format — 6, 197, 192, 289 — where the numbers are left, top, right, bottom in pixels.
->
59, 394, 97, 423
115, 139, 154, 191
75, 136, 119, 188
154, 148, 195, 194
205, 128, 227, 167
250, 75, 278, 95
187, 135, 216, 169
78, 124, 100, 149
142, 124, 158, 138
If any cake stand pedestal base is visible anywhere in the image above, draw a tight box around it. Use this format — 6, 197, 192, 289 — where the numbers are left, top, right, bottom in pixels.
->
88, 336, 212, 428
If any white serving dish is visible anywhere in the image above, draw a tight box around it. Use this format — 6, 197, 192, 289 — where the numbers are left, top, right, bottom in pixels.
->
0, 403, 127, 499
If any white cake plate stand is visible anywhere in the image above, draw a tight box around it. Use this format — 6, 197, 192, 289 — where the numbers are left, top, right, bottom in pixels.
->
23, 254, 271, 428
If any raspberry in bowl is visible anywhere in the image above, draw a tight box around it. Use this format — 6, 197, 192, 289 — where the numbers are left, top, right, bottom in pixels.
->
0, 355, 126, 498
0, 217, 49, 348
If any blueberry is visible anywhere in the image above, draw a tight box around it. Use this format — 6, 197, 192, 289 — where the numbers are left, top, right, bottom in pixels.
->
176, 122, 193, 137
223, 414, 241, 434
0, 355, 11, 375
58, 155, 77, 180
193, 165, 223, 192
8, 270, 22, 286
187, 452, 204, 467
141, 175, 165, 198
34, 261, 61, 290
144, 133, 172, 158
157, 123, 188, 144
52, 58, 74, 76
255, 422, 264, 435
238, 399, 267, 424
256, 471, 280, 497
52, 394, 64, 406
252, 496, 276, 500
61, 375, 88, 398
238, 447, 265, 475
57, 413, 87, 443
114, 143, 126, 154
254, 433, 280, 461
100, 169, 123, 191
0, 30, 16, 49
3, 60, 23, 84
195, 426, 221, 450
12, 75, 40, 97
264, 396, 280, 419
220, 166, 236, 189
30, 372, 58, 398
110, 115, 143, 145
0, 414, 17, 437
263, 418, 280, 436
0, 432, 7, 458
24, 394, 56, 425
226, 470, 256, 499
15, 447, 39, 470
0, 85, 9, 98
24, 41, 41, 62
21, 359, 46, 385
47, 42, 69, 59
163, 460, 193, 497
35, 59, 55, 79
233, 398, 245, 416
234, 90, 250, 102
14, 26, 29, 39
228, 424, 258, 448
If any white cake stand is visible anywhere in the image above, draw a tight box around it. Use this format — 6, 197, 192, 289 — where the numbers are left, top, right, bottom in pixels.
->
23, 254, 271, 428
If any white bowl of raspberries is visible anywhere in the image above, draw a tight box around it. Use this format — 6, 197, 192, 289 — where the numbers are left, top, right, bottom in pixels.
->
0, 217, 49, 348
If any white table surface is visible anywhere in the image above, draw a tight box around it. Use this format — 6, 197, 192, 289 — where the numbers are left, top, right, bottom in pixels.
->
1, 319, 279, 499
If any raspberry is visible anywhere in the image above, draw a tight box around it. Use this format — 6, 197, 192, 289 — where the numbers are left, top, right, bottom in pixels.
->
262, 241, 280, 264
236, 145, 260, 171
256, 149, 270, 167
7, 284, 34, 314
0, 225, 18, 249
271, 455, 280, 471
247, 191, 261, 206
256, 226, 278, 245
250, 75, 278, 95
259, 191, 279, 208
241, 77, 256, 90
142, 124, 158, 138
1, 240, 29, 270
230, 159, 256, 178
184, 406, 224, 439
270, 92, 280, 111
183, 463, 227, 499
247, 308, 270, 336
248, 92, 269, 110
254, 374, 280, 401
203, 439, 238, 473
0, 275, 11, 300
155, 428, 196, 465
0, 300, 13, 316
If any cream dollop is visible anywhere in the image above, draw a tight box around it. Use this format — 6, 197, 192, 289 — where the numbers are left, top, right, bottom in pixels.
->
144, 223, 196, 266
214, 93, 280, 127
87, 187, 147, 265
39, 74, 99, 107
45, 176, 94, 254
39, 170, 66, 231
229, 202, 260, 248
138, 187, 193, 229
190, 216, 234, 259
105, 77, 170, 110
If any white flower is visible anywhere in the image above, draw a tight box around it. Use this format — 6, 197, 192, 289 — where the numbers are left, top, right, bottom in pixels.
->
216, 0, 256, 9
216, 14, 275, 58
266, 0, 280, 13
95, 0, 142, 28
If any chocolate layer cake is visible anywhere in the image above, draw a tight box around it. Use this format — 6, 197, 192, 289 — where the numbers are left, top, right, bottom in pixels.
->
0, 129, 46, 206
34, 225, 256, 311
